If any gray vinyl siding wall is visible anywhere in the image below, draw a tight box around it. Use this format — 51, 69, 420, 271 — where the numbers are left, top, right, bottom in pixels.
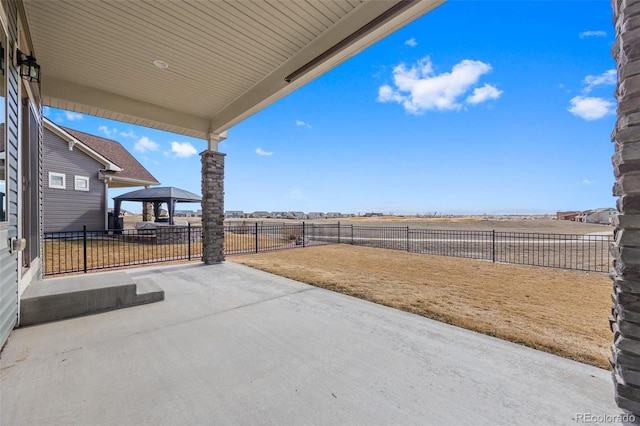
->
1, 1, 21, 347
43, 129, 106, 233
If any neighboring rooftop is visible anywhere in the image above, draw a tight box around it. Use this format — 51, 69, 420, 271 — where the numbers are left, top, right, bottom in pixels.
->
61, 126, 159, 187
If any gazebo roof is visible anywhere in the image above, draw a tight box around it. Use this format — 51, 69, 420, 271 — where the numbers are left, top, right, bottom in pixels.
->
114, 187, 201, 203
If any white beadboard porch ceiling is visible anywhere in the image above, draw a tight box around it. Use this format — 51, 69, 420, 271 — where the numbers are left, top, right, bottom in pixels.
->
23, 0, 443, 139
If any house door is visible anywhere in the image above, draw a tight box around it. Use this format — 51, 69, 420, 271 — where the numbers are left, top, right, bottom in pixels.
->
20, 98, 39, 271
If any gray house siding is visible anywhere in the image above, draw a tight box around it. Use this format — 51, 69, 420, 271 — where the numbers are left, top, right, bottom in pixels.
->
43, 129, 106, 233
0, 1, 21, 347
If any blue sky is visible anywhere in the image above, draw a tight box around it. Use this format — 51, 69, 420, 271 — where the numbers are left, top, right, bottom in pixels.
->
45, 1, 616, 215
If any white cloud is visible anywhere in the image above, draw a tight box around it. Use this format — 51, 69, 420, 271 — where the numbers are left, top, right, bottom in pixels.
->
134, 136, 159, 153
581, 179, 596, 185
98, 125, 118, 138
579, 30, 607, 39
466, 84, 503, 104
583, 69, 618, 93
377, 57, 501, 113
43, 106, 51, 116
170, 141, 197, 158
296, 120, 312, 129
65, 111, 84, 121
583, 69, 616, 93
568, 96, 615, 120
405, 38, 417, 47
119, 130, 137, 139
256, 148, 273, 156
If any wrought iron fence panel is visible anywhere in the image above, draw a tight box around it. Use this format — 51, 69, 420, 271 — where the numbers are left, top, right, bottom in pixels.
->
43, 223, 613, 276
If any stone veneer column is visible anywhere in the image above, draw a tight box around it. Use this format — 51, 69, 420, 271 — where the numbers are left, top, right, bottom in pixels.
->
201, 150, 226, 264
142, 202, 153, 222
611, 0, 640, 415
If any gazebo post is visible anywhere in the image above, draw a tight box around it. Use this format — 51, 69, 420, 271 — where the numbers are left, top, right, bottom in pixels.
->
113, 200, 121, 230
153, 201, 161, 221
168, 199, 176, 225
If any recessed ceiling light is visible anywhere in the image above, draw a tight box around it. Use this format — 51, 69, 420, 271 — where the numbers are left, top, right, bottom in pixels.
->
153, 60, 169, 69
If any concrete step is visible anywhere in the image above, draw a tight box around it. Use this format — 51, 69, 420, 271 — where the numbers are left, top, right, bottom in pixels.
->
20, 271, 164, 326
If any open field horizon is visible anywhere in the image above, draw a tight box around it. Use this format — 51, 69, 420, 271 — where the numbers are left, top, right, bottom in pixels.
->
123, 215, 613, 235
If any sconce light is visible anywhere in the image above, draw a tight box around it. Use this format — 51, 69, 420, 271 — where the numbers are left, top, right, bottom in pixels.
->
16, 49, 40, 83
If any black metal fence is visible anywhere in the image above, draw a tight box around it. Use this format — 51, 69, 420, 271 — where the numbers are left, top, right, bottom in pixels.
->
44, 225, 203, 276
43, 222, 613, 276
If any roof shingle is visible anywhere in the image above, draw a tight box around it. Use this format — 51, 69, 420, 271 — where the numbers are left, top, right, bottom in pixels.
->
62, 127, 159, 185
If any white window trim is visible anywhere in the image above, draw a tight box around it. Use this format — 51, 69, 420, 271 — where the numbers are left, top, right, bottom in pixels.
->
74, 175, 90, 191
49, 172, 65, 189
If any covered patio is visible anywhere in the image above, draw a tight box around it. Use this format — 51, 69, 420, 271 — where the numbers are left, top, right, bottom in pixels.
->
1, 0, 637, 415
0, 262, 621, 424
26, 0, 445, 265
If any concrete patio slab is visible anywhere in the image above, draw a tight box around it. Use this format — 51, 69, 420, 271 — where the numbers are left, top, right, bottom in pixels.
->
0, 262, 626, 425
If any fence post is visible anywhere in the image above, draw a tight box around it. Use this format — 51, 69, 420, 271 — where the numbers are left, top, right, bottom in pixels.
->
407, 226, 410, 252
303, 222, 306, 247
188, 223, 192, 260
492, 230, 496, 263
83, 225, 87, 274
255, 222, 259, 253
351, 224, 354, 245
338, 221, 341, 244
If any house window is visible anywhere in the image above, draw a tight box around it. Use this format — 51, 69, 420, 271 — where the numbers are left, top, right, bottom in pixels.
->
74, 175, 89, 191
48, 172, 65, 189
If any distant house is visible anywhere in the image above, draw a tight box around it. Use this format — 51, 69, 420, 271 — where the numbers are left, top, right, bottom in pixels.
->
556, 211, 580, 221
581, 208, 617, 225
251, 211, 270, 218
287, 211, 306, 220
225, 210, 245, 218
43, 119, 159, 232
325, 212, 343, 219
174, 210, 197, 217
307, 212, 325, 220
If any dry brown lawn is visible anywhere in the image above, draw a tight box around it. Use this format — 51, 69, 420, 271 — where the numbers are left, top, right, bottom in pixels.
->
230, 244, 611, 369
43, 238, 201, 274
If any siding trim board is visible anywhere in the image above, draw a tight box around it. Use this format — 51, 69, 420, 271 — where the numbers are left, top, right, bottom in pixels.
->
0, 0, 20, 347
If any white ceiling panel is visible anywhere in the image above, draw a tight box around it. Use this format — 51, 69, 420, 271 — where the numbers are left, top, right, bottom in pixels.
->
23, 0, 444, 139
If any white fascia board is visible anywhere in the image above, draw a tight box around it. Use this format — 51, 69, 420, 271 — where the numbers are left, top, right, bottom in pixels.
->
42, 76, 210, 139
208, 0, 444, 133
105, 176, 160, 188
44, 118, 123, 172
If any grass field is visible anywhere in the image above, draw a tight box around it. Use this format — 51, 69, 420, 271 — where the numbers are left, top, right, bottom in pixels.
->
229, 244, 611, 369
125, 215, 613, 235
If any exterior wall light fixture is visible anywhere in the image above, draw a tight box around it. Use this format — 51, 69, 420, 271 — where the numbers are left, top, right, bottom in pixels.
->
16, 49, 40, 83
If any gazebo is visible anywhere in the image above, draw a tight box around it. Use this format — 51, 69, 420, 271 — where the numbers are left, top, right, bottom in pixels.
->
113, 187, 201, 226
